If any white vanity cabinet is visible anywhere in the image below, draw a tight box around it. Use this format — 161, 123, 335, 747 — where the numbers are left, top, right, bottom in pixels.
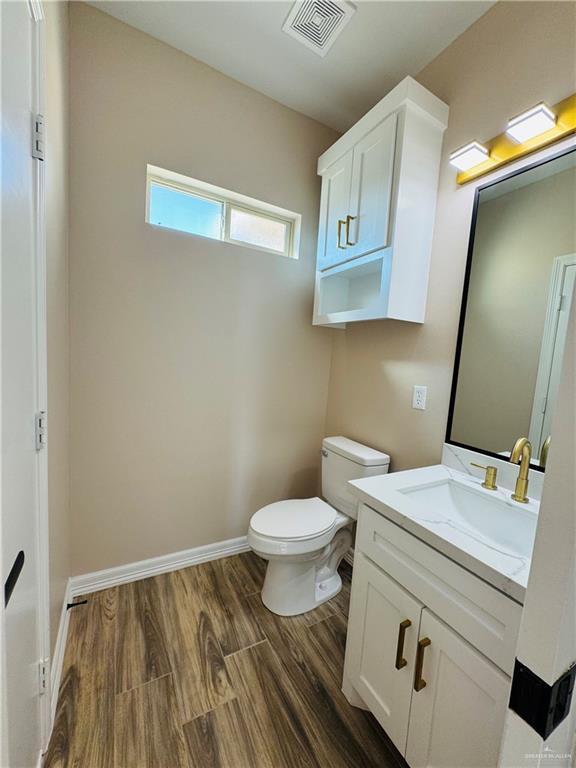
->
344, 504, 521, 768
346, 554, 421, 751
313, 77, 448, 326
405, 609, 510, 768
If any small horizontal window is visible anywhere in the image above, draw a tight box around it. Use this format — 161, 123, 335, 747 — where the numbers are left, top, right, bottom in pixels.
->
146, 165, 300, 259
229, 207, 288, 254
149, 183, 223, 241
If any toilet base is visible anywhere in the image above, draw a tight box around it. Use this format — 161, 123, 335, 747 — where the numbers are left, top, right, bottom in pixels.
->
259, 526, 352, 616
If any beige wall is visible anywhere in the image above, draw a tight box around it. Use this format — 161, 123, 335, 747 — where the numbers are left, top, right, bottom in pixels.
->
45, 1, 70, 651
68, 4, 338, 574
67, 1, 575, 575
452, 167, 576, 455
325, 1, 576, 471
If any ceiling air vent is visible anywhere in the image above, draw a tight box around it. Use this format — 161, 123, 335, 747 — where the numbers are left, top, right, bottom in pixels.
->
282, 0, 356, 57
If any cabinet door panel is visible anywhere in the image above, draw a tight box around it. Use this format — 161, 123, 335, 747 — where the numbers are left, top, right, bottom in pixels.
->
345, 554, 422, 754
317, 151, 353, 271
406, 610, 510, 768
347, 113, 397, 260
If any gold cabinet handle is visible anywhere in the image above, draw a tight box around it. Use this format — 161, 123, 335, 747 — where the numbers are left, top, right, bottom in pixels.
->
337, 219, 346, 249
413, 637, 431, 692
395, 619, 411, 670
345, 215, 357, 246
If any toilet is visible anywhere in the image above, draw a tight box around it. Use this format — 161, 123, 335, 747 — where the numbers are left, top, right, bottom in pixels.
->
248, 436, 390, 616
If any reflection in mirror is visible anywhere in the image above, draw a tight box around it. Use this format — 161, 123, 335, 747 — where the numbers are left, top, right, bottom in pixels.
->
448, 147, 576, 470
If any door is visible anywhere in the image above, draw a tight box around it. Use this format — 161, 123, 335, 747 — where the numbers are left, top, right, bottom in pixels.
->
529, 257, 576, 456
345, 553, 423, 754
1, 1, 45, 765
346, 113, 397, 260
534, 257, 576, 450
406, 609, 510, 768
317, 150, 353, 271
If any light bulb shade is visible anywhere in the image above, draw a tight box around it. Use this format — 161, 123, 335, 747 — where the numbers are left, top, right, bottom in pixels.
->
506, 103, 556, 143
449, 141, 489, 172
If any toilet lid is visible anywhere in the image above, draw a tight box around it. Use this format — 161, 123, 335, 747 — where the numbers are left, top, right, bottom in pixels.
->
250, 497, 338, 540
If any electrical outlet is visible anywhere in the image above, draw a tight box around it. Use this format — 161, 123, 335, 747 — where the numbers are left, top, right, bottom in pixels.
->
412, 385, 427, 410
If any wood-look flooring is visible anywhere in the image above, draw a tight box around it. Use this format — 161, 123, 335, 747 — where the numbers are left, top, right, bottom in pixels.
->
44, 553, 404, 768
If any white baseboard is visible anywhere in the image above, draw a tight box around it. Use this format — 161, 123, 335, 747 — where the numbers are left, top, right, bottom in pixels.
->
344, 547, 355, 567
50, 577, 72, 729
69, 535, 250, 598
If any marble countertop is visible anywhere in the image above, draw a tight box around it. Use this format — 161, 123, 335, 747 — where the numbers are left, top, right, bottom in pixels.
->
349, 464, 539, 604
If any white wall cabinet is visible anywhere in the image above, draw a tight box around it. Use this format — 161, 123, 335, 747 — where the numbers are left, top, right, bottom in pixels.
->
313, 77, 448, 326
343, 507, 517, 768
318, 152, 353, 271
318, 114, 397, 271
347, 114, 397, 261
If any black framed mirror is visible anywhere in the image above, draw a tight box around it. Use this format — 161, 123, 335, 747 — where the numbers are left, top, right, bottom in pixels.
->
446, 145, 576, 471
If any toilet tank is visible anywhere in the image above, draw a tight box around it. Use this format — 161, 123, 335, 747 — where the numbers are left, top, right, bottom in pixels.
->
321, 436, 390, 520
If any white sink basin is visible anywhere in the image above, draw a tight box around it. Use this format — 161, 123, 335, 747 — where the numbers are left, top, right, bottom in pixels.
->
349, 464, 539, 602
400, 478, 536, 560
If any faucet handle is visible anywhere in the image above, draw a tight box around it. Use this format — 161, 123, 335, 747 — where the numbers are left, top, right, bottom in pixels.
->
470, 462, 498, 491
540, 435, 551, 469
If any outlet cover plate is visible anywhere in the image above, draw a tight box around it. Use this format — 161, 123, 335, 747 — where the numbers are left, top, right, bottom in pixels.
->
412, 386, 427, 410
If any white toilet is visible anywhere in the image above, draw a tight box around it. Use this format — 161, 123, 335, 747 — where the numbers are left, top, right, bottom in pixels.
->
248, 436, 390, 616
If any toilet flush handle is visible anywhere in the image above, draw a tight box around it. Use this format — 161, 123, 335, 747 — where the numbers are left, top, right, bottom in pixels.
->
321, 449, 329, 457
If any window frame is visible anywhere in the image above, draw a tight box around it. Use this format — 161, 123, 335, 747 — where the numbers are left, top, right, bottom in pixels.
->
146, 165, 301, 259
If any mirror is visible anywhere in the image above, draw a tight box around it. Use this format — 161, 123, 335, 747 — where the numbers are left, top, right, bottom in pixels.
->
447, 147, 576, 470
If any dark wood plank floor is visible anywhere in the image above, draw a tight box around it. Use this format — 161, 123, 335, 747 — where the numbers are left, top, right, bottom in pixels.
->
44, 552, 403, 768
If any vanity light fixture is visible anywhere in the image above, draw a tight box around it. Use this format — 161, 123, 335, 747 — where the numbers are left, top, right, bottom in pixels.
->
449, 141, 489, 172
452, 92, 575, 184
506, 103, 556, 143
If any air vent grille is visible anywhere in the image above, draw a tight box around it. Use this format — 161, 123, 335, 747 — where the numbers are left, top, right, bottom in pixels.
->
282, 0, 356, 57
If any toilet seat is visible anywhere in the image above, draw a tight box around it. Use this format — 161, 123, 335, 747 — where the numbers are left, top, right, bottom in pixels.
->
250, 497, 337, 541
248, 498, 351, 560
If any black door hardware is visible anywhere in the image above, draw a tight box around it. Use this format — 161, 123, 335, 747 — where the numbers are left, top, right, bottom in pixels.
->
4, 550, 25, 608
510, 658, 576, 739
66, 599, 88, 610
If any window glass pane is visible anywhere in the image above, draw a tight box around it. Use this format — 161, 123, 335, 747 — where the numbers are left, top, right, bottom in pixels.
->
229, 207, 288, 253
149, 182, 223, 240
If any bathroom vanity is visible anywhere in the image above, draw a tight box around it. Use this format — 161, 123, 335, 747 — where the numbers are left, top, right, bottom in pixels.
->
342, 454, 539, 768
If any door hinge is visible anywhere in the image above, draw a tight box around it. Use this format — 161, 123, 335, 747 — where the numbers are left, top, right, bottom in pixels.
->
38, 660, 49, 697
35, 411, 47, 450
32, 113, 44, 161
558, 293, 567, 312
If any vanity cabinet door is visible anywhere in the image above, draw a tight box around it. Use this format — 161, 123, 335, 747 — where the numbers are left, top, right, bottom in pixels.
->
317, 150, 353, 271
346, 113, 397, 261
345, 553, 423, 755
406, 609, 510, 768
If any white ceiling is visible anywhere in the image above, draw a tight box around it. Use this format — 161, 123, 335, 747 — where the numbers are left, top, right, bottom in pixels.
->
88, 1, 494, 131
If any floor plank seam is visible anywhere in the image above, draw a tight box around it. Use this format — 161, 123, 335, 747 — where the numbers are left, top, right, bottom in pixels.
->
222, 638, 269, 658
115, 672, 173, 697
179, 689, 247, 728
304, 609, 340, 628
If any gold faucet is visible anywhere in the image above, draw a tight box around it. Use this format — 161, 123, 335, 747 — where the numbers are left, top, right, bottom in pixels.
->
540, 435, 551, 469
509, 437, 532, 503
